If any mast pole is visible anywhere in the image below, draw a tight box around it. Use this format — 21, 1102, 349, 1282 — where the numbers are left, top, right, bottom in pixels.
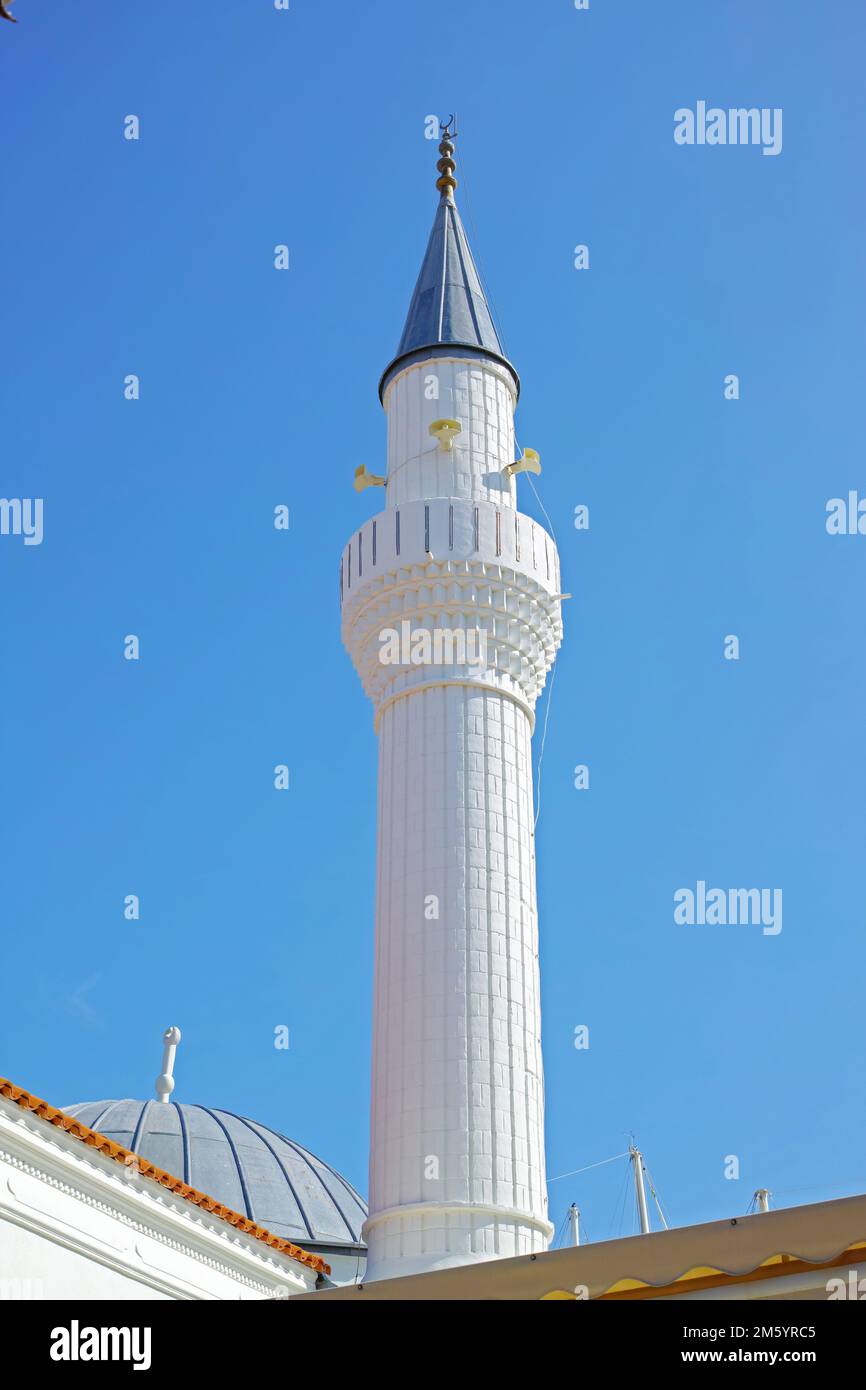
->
568, 1203, 581, 1247
630, 1145, 651, 1235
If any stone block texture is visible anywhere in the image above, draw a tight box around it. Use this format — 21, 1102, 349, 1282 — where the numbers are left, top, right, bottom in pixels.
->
343, 351, 562, 1279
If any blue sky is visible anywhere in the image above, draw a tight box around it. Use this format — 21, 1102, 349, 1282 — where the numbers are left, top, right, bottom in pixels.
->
2, 0, 864, 1243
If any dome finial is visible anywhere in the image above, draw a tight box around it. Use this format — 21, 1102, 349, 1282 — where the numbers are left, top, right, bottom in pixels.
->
155, 1025, 181, 1103
436, 115, 458, 201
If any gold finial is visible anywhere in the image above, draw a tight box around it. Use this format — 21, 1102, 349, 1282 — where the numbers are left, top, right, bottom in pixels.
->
436, 115, 458, 199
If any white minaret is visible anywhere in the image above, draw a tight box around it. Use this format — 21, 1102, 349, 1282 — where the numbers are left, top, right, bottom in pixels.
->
342, 124, 562, 1281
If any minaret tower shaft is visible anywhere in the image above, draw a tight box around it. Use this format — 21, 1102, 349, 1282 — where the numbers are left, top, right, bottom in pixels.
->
342, 127, 562, 1280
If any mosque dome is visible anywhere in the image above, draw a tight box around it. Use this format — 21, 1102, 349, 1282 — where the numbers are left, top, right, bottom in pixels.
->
64, 1099, 366, 1253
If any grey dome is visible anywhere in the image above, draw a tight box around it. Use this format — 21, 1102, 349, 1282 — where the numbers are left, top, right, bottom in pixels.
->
65, 1099, 366, 1250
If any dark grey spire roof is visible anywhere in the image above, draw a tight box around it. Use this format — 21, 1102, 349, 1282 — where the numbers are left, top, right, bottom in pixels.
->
64, 1099, 366, 1250
379, 158, 519, 401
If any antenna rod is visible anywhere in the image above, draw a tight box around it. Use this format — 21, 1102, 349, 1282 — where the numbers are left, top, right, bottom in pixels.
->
568, 1203, 581, 1247
630, 1145, 651, 1235
155, 1026, 182, 1103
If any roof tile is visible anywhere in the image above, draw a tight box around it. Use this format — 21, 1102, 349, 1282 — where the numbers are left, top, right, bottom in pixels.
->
0, 1078, 328, 1277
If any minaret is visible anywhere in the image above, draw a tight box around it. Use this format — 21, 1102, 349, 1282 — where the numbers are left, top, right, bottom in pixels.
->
342, 125, 563, 1280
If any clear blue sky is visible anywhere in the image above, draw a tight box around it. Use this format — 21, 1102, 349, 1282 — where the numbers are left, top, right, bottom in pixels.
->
2, 1, 864, 1243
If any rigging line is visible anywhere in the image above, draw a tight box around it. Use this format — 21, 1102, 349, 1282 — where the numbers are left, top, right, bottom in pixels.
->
552, 1211, 570, 1250
652, 1193, 671, 1231
533, 653, 557, 830
645, 1166, 670, 1231
611, 1159, 631, 1240
549, 1150, 630, 1183
526, 470, 558, 546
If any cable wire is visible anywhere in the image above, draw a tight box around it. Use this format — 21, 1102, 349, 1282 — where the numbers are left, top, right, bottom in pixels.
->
549, 1150, 630, 1183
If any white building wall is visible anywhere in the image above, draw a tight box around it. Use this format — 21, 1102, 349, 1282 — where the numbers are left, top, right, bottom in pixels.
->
1, 1222, 172, 1302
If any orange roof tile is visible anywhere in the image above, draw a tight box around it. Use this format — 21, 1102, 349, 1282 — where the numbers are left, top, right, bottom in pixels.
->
0, 1077, 329, 1277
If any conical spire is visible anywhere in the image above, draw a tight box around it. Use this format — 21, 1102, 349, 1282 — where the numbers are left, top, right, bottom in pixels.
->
378, 122, 519, 402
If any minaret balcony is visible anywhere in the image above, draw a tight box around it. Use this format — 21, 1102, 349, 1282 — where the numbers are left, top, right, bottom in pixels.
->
341, 497, 563, 725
